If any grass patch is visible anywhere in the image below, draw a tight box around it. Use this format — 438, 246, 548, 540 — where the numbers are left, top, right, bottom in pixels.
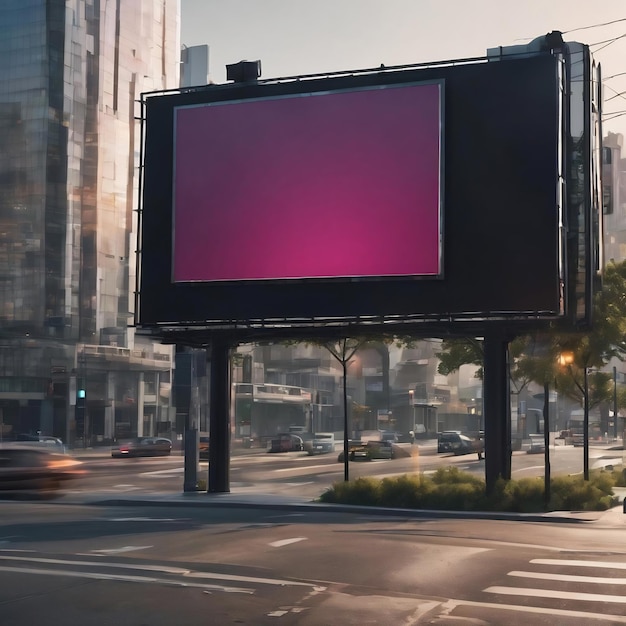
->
318, 468, 619, 513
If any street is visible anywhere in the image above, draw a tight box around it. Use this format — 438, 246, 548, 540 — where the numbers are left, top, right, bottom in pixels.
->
0, 497, 625, 625
61, 440, 624, 501
1, 441, 624, 624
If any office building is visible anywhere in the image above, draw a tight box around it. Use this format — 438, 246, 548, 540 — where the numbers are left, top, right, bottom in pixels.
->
0, 0, 180, 445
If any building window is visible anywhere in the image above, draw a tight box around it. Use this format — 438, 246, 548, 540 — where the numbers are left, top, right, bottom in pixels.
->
603, 185, 613, 215
602, 147, 612, 165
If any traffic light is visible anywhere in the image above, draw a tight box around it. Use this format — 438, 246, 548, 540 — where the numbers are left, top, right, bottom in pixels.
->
75, 388, 86, 437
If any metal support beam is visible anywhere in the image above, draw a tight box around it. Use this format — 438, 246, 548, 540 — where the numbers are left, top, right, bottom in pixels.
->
483, 332, 511, 492
208, 337, 231, 493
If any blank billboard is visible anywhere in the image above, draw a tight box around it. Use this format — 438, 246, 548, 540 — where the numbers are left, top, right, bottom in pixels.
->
173, 82, 442, 282
139, 54, 569, 329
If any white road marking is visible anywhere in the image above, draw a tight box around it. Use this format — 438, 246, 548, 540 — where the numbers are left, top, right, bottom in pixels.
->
267, 611, 289, 617
0, 555, 326, 590
485, 586, 626, 603
274, 464, 330, 472
531, 558, 626, 570
0, 564, 253, 594
107, 518, 179, 522
442, 598, 626, 622
139, 468, 183, 477
285, 482, 314, 486
269, 537, 307, 548
91, 545, 153, 554
509, 570, 626, 584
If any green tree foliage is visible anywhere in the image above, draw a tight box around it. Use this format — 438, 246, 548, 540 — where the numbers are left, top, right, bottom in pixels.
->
435, 260, 626, 409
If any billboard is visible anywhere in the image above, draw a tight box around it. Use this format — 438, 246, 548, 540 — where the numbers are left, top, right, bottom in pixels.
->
137, 51, 597, 332
173, 82, 442, 282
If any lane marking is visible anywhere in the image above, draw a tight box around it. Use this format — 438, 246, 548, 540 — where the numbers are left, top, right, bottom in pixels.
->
531, 558, 626, 570
509, 570, 626, 584
441, 597, 626, 622
485, 586, 626, 603
140, 468, 183, 477
106, 518, 179, 522
91, 545, 153, 554
0, 555, 326, 589
0, 564, 253, 594
269, 537, 307, 548
274, 464, 332, 473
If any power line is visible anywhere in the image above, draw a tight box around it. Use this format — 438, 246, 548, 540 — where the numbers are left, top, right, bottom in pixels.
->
563, 17, 626, 34
590, 32, 626, 54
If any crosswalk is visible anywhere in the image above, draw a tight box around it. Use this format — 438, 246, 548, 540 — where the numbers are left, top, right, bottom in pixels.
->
481, 556, 626, 619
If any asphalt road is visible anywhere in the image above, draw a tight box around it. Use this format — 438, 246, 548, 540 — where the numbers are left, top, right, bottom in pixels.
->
0, 499, 625, 625
66, 441, 624, 501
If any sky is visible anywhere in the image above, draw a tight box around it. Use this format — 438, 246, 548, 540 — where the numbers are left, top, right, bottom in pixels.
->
181, 0, 626, 138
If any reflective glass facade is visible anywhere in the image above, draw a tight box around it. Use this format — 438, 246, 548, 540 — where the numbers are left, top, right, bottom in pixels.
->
0, 0, 179, 443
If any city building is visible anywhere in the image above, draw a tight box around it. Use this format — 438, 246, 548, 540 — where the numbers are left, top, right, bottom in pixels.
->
0, 0, 180, 445
180, 44, 209, 87
602, 132, 626, 264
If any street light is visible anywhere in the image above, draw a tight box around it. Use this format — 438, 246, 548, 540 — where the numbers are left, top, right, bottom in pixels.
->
408, 389, 416, 434
558, 351, 590, 481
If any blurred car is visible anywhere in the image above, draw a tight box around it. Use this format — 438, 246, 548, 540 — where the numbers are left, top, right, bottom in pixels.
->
199, 433, 210, 461
5, 433, 66, 453
0, 444, 85, 491
338, 439, 398, 462
437, 431, 484, 459
111, 436, 172, 458
527, 434, 546, 454
267, 433, 303, 453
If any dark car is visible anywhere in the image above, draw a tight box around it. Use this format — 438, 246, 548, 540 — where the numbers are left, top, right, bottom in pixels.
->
437, 431, 484, 459
267, 433, 303, 453
199, 433, 210, 461
0, 444, 85, 491
111, 437, 172, 458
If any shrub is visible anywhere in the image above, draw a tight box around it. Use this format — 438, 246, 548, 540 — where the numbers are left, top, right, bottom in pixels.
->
319, 476, 380, 505
317, 469, 619, 512
378, 474, 432, 509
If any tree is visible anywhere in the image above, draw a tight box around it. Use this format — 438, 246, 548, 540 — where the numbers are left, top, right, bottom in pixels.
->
435, 260, 626, 479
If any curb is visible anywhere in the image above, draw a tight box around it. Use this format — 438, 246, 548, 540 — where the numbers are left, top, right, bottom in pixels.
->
63, 492, 614, 524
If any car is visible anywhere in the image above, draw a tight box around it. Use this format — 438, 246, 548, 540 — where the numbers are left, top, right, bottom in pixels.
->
5, 433, 67, 454
111, 437, 172, 458
527, 434, 546, 454
437, 431, 484, 458
338, 439, 395, 462
0, 444, 85, 491
306, 432, 335, 455
267, 433, 303, 453
199, 433, 209, 461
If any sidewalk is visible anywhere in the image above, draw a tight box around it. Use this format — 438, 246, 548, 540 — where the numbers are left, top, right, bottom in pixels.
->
58, 483, 626, 527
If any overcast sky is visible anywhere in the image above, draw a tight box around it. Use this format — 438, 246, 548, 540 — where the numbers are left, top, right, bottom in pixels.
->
181, 0, 626, 138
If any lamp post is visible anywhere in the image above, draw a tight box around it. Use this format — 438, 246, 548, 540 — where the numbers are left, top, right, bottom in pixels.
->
408, 389, 415, 434
559, 351, 589, 480
613, 366, 618, 440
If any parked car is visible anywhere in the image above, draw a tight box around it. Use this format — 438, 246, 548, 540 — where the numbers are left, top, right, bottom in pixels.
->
267, 434, 303, 453
0, 444, 85, 491
111, 437, 172, 458
437, 431, 484, 459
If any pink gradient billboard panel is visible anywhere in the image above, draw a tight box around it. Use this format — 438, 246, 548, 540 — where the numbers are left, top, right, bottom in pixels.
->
173, 82, 442, 282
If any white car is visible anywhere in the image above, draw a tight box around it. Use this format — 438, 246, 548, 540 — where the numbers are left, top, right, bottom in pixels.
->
307, 432, 335, 455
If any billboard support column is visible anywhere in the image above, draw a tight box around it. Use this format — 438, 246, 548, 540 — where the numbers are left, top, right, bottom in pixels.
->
483, 331, 512, 493
208, 336, 231, 493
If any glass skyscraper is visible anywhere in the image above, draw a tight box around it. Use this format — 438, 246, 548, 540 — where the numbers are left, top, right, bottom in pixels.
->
0, 0, 179, 445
